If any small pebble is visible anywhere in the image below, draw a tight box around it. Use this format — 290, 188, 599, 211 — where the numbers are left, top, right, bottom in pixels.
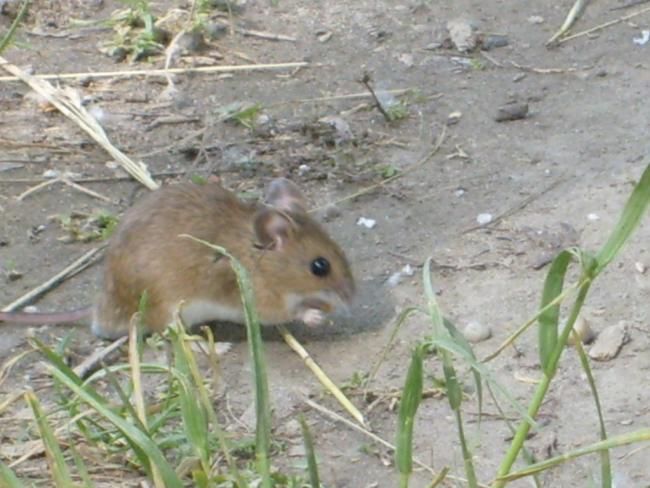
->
42, 169, 59, 179
587, 213, 600, 221
462, 321, 492, 343
528, 15, 545, 24
512, 73, 527, 82
634, 261, 646, 274
357, 217, 376, 229
454, 188, 465, 197
7, 270, 23, 281
297, 164, 311, 176
476, 213, 493, 225
447, 18, 476, 52
588, 321, 630, 361
495, 102, 528, 122
481, 34, 509, 51
323, 205, 341, 221
563, 316, 596, 346
316, 30, 333, 43
447, 111, 462, 125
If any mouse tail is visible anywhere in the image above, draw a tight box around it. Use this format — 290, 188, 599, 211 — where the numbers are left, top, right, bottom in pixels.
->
0, 307, 92, 325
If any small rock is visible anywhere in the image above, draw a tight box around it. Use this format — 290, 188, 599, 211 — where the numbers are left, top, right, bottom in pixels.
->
635, 262, 646, 274
494, 102, 528, 122
0, 162, 24, 172
528, 15, 545, 24
447, 18, 476, 52
587, 213, 600, 221
447, 111, 462, 125
297, 164, 311, 176
7, 270, 23, 281
454, 188, 465, 197
318, 115, 353, 144
323, 205, 341, 221
476, 213, 493, 225
462, 321, 492, 343
178, 28, 207, 53
357, 217, 376, 229
204, 21, 229, 40
481, 34, 509, 51
563, 316, 596, 346
316, 30, 332, 43
42, 169, 60, 179
633, 29, 650, 46
588, 321, 630, 361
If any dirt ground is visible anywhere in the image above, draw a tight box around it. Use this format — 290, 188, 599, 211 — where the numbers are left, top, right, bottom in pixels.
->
1, 0, 650, 486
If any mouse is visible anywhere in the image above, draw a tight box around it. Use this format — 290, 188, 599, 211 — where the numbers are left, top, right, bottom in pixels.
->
0, 178, 355, 339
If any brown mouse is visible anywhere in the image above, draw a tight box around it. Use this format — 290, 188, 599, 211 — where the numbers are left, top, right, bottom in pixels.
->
0, 178, 355, 338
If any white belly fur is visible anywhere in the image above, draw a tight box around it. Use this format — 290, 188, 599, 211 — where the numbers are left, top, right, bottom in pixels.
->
179, 300, 244, 326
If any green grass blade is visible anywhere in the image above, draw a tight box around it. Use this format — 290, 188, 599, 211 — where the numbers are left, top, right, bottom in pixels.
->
574, 340, 611, 487
0, 0, 30, 53
68, 439, 95, 488
47, 366, 184, 488
181, 235, 272, 488
499, 428, 650, 481
25, 390, 75, 488
0, 460, 25, 487
595, 163, 650, 272
395, 345, 424, 488
299, 413, 321, 488
538, 250, 572, 373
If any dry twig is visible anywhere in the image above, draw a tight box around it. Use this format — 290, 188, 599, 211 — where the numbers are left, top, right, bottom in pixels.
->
556, 5, 650, 45
1, 246, 105, 313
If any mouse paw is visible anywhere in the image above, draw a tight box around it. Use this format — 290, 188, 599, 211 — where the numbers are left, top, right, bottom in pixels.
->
300, 308, 326, 327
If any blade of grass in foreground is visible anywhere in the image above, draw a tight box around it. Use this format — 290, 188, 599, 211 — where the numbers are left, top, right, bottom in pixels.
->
498, 427, 650, 481
25, 390, 75, 488
181, 235, 272, 488
47, 366, 183, 488
0, 460, 25, 488
299, 413, 321, 488
493, 163, 650, 486
395, 345, 424, 488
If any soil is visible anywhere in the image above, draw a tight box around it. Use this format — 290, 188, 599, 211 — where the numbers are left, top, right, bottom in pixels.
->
1, 0, 650, 486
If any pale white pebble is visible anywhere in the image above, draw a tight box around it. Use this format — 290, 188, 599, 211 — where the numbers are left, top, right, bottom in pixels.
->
562, 316, 595, 346
462, 321, 492, 343
357, 217, 377, 229
634, 261, 646, 274
23, 306, 39, 313
105, 161, 119, 170
587, 213, 600, 221
633, 29, 650, 45
476, 213, 493, 225
402, 264, 415, 276
42, 169, 59, 179
454, 188, 465, 197
88, 106, 107, 122
297, 164, 311, 176
528, 15, 545, 24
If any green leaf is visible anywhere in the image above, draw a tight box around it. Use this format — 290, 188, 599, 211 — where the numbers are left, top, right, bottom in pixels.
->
538, 250, 572, 373
299, 413, 321, 488
596, 163, 650, 272
395, 346, 424, 488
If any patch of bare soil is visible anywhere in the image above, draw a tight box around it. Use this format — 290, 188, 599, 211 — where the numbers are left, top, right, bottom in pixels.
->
1, 0, 650, 486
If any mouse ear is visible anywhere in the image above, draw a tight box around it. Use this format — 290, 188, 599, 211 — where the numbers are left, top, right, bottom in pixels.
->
254, 208, 294, 250
265, 178, 307, 214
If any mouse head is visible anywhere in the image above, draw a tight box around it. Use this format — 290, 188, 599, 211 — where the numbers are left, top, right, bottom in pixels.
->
252, 178, 355, 326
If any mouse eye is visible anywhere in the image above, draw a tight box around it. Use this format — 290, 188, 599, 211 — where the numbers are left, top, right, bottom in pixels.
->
310, 257, 330, 277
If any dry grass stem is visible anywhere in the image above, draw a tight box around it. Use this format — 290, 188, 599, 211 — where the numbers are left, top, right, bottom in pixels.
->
73, 336, 128, 378
0, 56, 159, 190
277, 325, 365, 426
547, 0, 591, 45
311, 124, 447, 212
556, 5, 650, 45
0, 61, 310, 82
